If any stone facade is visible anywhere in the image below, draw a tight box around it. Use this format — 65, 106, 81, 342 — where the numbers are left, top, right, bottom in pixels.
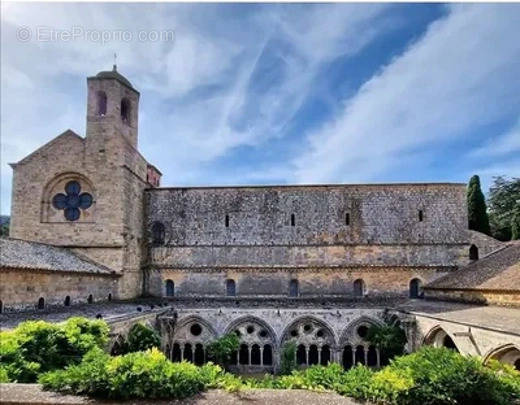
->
2, 67, 518, 372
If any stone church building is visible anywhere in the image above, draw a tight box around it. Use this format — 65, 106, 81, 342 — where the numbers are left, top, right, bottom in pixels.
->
1, 67, 519, 372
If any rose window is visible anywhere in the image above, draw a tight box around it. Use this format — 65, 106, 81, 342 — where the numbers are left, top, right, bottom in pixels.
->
52, 181, 93, 221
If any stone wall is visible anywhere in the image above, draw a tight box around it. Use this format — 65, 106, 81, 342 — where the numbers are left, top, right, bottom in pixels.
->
149, 267, 448, 298
146, 184, 468, 247
0, 268, 118, 312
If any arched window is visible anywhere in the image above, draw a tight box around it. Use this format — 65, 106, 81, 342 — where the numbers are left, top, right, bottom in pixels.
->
469, 245, 479, 261
353, 279, 365, 297
121, 98, 131, 123
151, 222, 165, 246
108, 293, 112, 301
87, 294, 93, 304
291, 213, 296, 226
0, 300, 3, 314
226, 279, 236, 297
289, 279, 299, 297
409, 278, 423, 299
37, 297, 45, 310
165, 279, 175, 297
96, 91, 107, 116
64, 296, 71, 306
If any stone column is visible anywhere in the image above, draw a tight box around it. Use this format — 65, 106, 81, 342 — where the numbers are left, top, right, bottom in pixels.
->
305, 346, 309, 366
260, 347, 264, 366
317, 348, 322, 365
376, 348, 381, 367
351, 348, 356, 365
248, 345, 252, 366
180, 344, 185, 361
364, 347, 368, 365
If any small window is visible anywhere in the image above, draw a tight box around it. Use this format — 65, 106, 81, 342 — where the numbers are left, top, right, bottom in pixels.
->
353, 279, 365, 297
165, 279, 175, 297
0, 300, 3, 314
64, 296, 71, 306
345, 212, 350, 226
291, 214, 295, 227
37, 297, 45, 309
151, 222, 165, 246
96, 91, 107, 116
289, 279, 299, 297
87, 294, 93, 304
410, 278, 423, 299
121, 98, 130, 123
226, 279, 236, 296
108, 293, 112, 301
225, 214, 230, 228
418, 210, 424, 222
469, 245, 479, 261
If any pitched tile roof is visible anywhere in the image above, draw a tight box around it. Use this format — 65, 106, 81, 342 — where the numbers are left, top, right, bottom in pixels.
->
0, 238, 117, 276
426, 241, 520, 291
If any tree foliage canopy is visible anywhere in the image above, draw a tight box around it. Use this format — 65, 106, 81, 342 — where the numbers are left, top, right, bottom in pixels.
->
488, 176, 520, 241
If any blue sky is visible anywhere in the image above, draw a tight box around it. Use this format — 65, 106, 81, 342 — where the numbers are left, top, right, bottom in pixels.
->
1, 3, 519, 215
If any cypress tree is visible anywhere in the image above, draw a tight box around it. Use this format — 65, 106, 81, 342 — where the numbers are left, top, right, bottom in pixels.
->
467, 175, 491, 235
512, 211, 520, 240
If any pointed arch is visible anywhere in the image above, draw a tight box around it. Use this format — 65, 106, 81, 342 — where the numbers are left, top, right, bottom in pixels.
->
422, 325, 460, 352
483, 344, 520, 369
224, 316, 277, 345
280, 316, 337, 348
339, 316, 383, 347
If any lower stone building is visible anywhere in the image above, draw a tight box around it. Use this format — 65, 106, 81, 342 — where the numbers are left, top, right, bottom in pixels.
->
0, 67, 518, 373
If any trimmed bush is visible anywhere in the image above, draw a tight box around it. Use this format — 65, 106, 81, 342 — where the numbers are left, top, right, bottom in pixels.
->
40, 347, 218, 400
0, 317, 108, 383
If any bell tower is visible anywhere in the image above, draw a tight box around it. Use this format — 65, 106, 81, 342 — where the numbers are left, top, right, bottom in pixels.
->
86, 64, 139, 148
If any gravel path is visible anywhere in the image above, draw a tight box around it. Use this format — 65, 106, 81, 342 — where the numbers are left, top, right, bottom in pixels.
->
0, 384, 365, 405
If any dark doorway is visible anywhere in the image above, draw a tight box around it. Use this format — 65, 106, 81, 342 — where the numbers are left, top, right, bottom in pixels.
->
355, 345, 365, 365
263, 345, 273, 365
367, 345, 378, 367
64, 296, 71, 306
308, 345, 319, 365
37, 297, 45, 309
321, 345, 331, 365
194, 344, 205, 366
184, 343, 193, 362
172, 343, 181, 362
239, 344, 249, 365
297, 344, 307, 365
251, 344, 261, 365
342, 345, 353, 369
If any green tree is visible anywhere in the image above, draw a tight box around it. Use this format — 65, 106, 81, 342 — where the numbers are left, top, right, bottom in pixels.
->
367, 323, 407, 362
280, 341, 297, 375
467, 175, 490, 235
123, 323, 161, 354
206, 333, 239, 369
488, 176, 520, 241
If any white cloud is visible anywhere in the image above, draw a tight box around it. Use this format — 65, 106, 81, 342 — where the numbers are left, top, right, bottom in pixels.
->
469, 119, 520, 158
292, 4, 520, 183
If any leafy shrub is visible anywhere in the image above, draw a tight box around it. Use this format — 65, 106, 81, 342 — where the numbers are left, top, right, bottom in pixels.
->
376, 346, 520, 405
280, 341, 297, 375
0, 317, 108, 383
206, 333, 239, 369
122, 323, 161, 354
40, 348, 209, 400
